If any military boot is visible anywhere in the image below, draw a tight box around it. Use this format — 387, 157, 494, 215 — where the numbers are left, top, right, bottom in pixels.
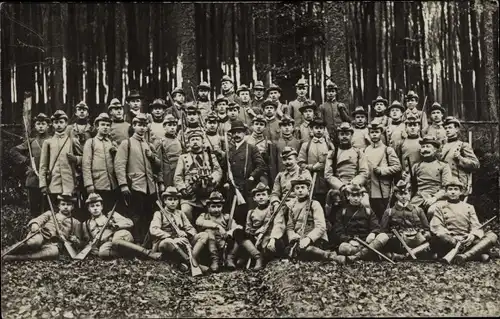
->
191, 239, 207, 268
111, 240, 162, 260
173, 245, 190, 264
304, 245, 331, 261
351, 238, 386, 261
208, 239, 220, 272
326, 251, 346, 264
241, 240, 263, 270
225, 242, 239, 270
455, 232, 498, 264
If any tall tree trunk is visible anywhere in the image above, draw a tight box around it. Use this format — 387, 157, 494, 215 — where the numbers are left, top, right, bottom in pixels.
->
483, 0, 498, 122
175, 3, 197, 93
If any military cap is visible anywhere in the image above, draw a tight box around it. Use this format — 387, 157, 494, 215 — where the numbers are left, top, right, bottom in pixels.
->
419, 135, 441, 148
125, 89, 143, 102
93, 113, 112, 126
214, 94, 229, 106
108, 98, 123, 110
345, 184, 366, 195
149, 98, 167, 110
295, 78, 309, 88
325, 80, 338, 90
228, 120, 247, 133
51, 110, 69, 122
57, 193, 76, 203
290, 178, 312, 188
185, 104, 199, 113
394, 179, 411, 194
253, 80, 265, 90
338, 122, 354, 133
172, 87, 185, 96
132, 113, 149, 124
352, 106, 368, 117
388, 100, 405, 112
197, 81, 211, 90
34, 113, 51, 123
405, 115, 419, 124
85, 193, 103, 205
299, 100, 317, 113
75, 101, 89, 110
444, 178, 464, 189
221, 75, 233, 84
251, 182, 270, 195
206, 111, 218, 122
207, 191, 225, 204
266, 83, 282, 94
262, 99, 278, 109
280, 146, 298, 159
162, 186, 180, 199
372, 96, 389, 107
252, 114, 267, 125
309, 116, 326, 128
444, 116, 461, 127
405, 90, 419, 101
430, 102, 445, 114
162, 114, 178, 125
226, 102, 240, 110
236, 84, 250, 95
279, 115, 295, 126
367, 121, 385, 132
187, 129, 204, 141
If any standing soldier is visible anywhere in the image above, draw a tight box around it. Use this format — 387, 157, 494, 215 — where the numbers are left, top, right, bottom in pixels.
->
318, 80, 350, 142
226, 102, 242, 126
148, 98, 168, 145
287, 79, 309, 126
171, 87, 186, 112
275, 115, 301, 172
351, 106, 370, 151
251, 80, 266, 110
108, 98, 131, 145
213, 95, 231, 137
156, 114, 183, 189
296, 100, 317, 144
67, 101, 93, 146
11, 113, 51, 217
404, 90, 428, 133
439, 116, 480, 198
394, 115, 422, 175
204, 111, 225, 161
190, 81, 212, 121
364, 122, 401, 220
386, 100, 406, 148
236, 84, 256, 126
114, 113, 160, 243
174, 129, 222, 222
82, 113, 119, 213
266, 84, 285, 119
124, 89, 144, 123
221, 75, 238, 104
423, 102, 447, 146
370, 96, 390, 129
178, 104, 203, 151
262, 99, 281, 142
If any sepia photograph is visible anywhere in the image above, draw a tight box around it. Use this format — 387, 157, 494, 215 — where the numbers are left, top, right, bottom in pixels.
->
1, 1, 499, 317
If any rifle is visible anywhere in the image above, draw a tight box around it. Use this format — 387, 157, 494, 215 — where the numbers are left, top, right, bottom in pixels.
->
22, 118, 39, 177
354, 237, 396, 264
167, 92, 187, 151
441, 241, 461, 264
246, 187, 295, 269
46, 195, 78, 259
224, 131, 246, 205
1, 229, 42, 259
222, 195, 238, 266
155, 200, 202, 277
74, 202, 118, 260
420, 95, 428, 129
391, 229, 417, 260
407, 158, 417, 197
464, 130, 473, 201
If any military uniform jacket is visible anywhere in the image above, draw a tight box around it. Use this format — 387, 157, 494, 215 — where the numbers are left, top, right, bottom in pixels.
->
149, 117, 166, 145
156, 135, 182, 187
263, 116, 281, 142
276, 135, 301, 172
82, 211, 133, 244
237, 103, 256, 127
439, 139, 479, 195
82, 135, 119, 191
11, 134, 50, 188
387, 121, 406, 149
29, 211, 82, 241
217, 116, 231, 137
246, 205, 273, 236
429, 200, 483, 239
287, 98, 307, 126
424, 122, 446, 147
66, 122, 94, 146
286, 199, 328, 243
318, 100, 350, 137
351, 127, 370, 150
185, 101, 212, 121
223, 90, 238, 104
252, 98, 265, 110
39, 132, 83, 194
246, 133, 279, 184
227, 141, 266, 192
394, 136, 421, 173
364, 143, 401, 199
114, 134, 160, 195
372, 115, 390, 145
380, 203, 429, 232
295, 121, 313, 144
324, 146, 368, 190
298, 137, 334, 195
334, 205, 380, 242
196, 213, 239, 243
409, 159, 452, 206
149, 209, 197, 249
110, 121, 131, 145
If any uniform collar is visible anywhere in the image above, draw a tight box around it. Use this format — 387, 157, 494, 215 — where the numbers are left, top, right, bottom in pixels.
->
282, 134, 294, 141
447, 136, 459, 143
285, 165, 300, 176
311, 136, 325, 143
96, 134, 109, 141
132, 133, 145, 142
297, 96, 307, 102
54, 131, 68, 139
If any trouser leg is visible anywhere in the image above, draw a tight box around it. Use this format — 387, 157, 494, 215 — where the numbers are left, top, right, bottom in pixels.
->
4, 244, 59, 261
456, 231, 498, 263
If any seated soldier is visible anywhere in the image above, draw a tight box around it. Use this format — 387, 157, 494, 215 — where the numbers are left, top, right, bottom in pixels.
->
285, 178, 344, 263
333, 184, 389, 262
82, 193, 161, 260
380, 180, 430, 260
150, 187, 209, 273
3, 194, 82, 261
429, 179, 498, 263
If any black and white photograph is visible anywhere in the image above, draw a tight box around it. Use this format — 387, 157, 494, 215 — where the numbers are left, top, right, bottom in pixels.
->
1, 2, 499, 317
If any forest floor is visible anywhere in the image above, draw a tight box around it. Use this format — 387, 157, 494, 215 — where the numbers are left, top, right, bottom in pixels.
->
2, 205, 500, 318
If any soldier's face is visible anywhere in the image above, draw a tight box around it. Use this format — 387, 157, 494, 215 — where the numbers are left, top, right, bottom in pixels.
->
189, 136, 203, 150
253, 191, 270, 206
326, 89, 337, 100
254, 89, 264, 99
53, 119, 68, 132
395, 191, 411, 205
252, 121, 266, 134
280, 123, 294, 135
296, 87, 307, 97
239, 91, 250, 103
444, 123, 459, 138
374, 102, 386, 113
133, 122, 148, 135
75, 107, 89, 119
34, 121, 49, 134
406, 122, 420, 137
347, 193, 362, 206
282, 155, 297, 168
109, 107, 124, 120
206, 120, 218, 132
173, 93, 185, 104
164, 122, 177, 135
369, 129, 382, 142
389, 108, 403, 120
58, 201, 73, 215
294, 184, 309, 199
164, 196, 179, 210
430, 110, 443, 123
420, 143, 436, 157
221, 81, 233, 91
354, 114, 367, 126
312, 125, 325, 137
208, 203, 223, 217
446, 186, 462, 200
186, 112, 199, 124
97, 121, 111, 136
129, 98, 142, 111
216, 102, 227, 114
302, 109, 314, 121
227, 108, 239, 120
338, 131, 352, 145
151, 106, 165, 118
407, 98, 418, 109
264, 105, 276, 117
268, 90, 280, 101
198, 89, 209, 101
232, 130, 246, 142
88, 202, 103, 216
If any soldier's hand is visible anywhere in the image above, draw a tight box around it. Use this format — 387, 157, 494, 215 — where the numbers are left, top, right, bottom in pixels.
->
109, 147, 117, 156
120, 185, 131, 196
267, 238, 276, 252
299, 237, 311, 249
248, 176, 255, 182
145, 149, 154, 159
67, 153, 78, 164
423, 196, 437, 207
223, 183, 230, 190
191, 174, 199, 183
373, 167, 382, 176
312, 162, 322, 172
401, 171, 409, 181
69, 235, 80, 246
217, 225, 226, 236
179, 188, 189, 198
462, 233, 475, 248
30, 223, 40, 233
86, 186, 96, 194
272, 202, 279, 212
453, 148, 461, 160
178, 230, 187, 238
41, 187, 47, 196
366, 233, 376, 244
159, 183, 166, 193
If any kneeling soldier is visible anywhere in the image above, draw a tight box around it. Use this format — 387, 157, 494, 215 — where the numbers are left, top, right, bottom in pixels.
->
429, 179, 498, 263
82, 193, 161, 260
3, 194, 82, 261
333, 184, 389, 262
380, 180, 430, 260
149, 187, 209, 272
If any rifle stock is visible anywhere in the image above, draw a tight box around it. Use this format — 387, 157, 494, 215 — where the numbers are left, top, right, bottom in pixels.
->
224, 132, 246, 205
46, 195, 77, 259
1, 230, 41, 259
392, 229, 417, 260
223, 196, 238, 265
441, 241, 461, 264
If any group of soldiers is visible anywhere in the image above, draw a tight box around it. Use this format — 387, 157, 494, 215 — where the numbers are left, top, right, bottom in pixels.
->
4, 75, 498, 275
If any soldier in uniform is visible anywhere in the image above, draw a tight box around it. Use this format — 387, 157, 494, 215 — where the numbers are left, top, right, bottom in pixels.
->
11, 113, 51, 217
221, 75, 238, 104
351, 106, 370, 151
439, 116, 480, 198
296, 100, 317, 144
251, 80, 266, 110
156, 114, 183, 189
214, 95, 231, 137
190, 81, 212, 121
178, 104, 203, 151
114, 113, 160, 243
370, 96, 390, 130
386, 100, 406, 148
266, 84, 285, 119
82, 113, 119, 213
148, 98, 168, 145
318, 80, 350, 142
67, 101, 94, 146
124, 89, 144, 123
171, 87, 186, 112
404, 90, 428, 133
394, 115, 422, 175
287, 78, 309, 126
204, 111, 225, 161
262, 98, 281, 142
108, 98, 131, 145
236, 84, 257, 126
150, 187, 209, 272
226, 102, 242, 125
3, 194, 82, 261
275, 115, 301, 172
174, 129, 222, 222
429, 179, 498, 263
298, 117, 334, 205
423, 102, 446, 146
364, 122, 401, 220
